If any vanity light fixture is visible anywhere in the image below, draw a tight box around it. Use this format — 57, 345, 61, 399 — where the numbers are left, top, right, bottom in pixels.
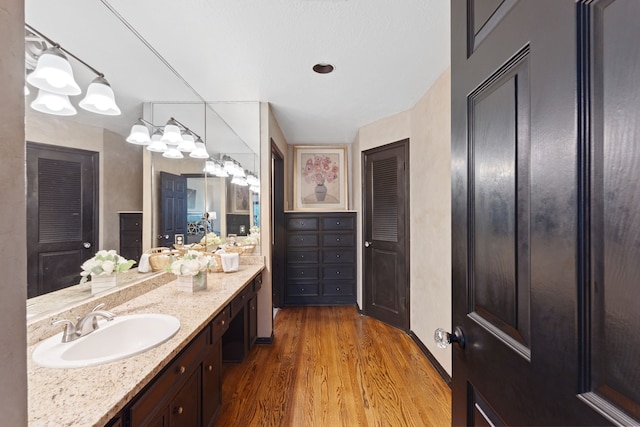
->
160, 118, 183, 145
189, 139, 210, 159
162, 146, 184, 159
25, 24, 121, 116
127, 117, 208, 159
126, 122, 151, 145
176, 132, 197, 152
30, 88, 77, 116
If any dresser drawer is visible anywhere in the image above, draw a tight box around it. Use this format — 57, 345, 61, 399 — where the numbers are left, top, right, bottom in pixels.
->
287, 284, 319, 297
287, 217, 318, 231
322, 281, 354, 297
322, 233, 354, 247
322, 216, 354, 231
322, 265, 355, 280
287, 266, 319, 280
288, 250, 319, 264
253, 273, 263, 292
120, 213, 142, 231
287, 234, 319, 247
230, 286, 252, 318
322, 249, 354, 264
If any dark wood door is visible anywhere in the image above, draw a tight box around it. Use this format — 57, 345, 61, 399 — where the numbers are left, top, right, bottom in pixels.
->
451, 0, 639, 425
159, 172, 187, 247
363, 139, 409, 330
26, 142, 98, 298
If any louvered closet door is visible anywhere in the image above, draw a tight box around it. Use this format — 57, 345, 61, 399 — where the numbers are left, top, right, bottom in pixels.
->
27, 142, 98, 298
363, 139, 410, 330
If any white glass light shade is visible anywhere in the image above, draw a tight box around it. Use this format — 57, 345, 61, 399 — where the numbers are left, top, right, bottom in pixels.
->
235, 166, 246, 178
30, 89, 77, 116
215, 163, 228, 177
146, 136, 168, 152
126, 124, 151, 145
79, 77, 121, 115
250, 184, 260, 194
246, 174, 259, 186
223, 159, 235, 174
162, 147, 184, 159
189, 142, 209, 159
176, 133, 196, 152
204, 161, 216, 174
161, 120, 183, 144
26, 48, 81, 95
231, 176, 248, 186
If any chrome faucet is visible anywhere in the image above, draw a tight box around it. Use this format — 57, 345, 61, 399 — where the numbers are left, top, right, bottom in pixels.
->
52, 303, 116, 343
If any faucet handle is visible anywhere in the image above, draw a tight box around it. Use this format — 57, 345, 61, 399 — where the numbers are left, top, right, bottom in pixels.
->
52, 319, 78, 343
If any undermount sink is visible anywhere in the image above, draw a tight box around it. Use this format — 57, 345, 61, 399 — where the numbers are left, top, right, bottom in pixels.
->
32, 314, 181, 368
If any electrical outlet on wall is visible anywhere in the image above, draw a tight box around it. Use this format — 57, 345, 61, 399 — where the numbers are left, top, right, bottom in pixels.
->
175, 234, 184, 246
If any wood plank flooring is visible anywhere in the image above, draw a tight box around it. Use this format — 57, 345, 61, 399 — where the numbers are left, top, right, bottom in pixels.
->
213, 306, 451, 426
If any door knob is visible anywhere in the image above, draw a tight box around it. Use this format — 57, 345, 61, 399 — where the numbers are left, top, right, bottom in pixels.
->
364, 241, 372, 248
434, 327, 465, 349
158, 234, 169, 240
83, 242, 92, 248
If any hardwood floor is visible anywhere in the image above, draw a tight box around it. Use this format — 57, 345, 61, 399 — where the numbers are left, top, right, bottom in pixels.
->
213, 306, 452, 426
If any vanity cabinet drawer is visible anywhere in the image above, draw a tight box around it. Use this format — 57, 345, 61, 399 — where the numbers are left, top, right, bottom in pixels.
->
322, 216, 354, 230
287, 234, 319, 247
287, 217, 318, 231
168, 370, 200, 426
211, 307, 230, 344
230, 287, 252, 318
253, 273, 263, 292
129, 326, 208, 426
288, 250, 319, 264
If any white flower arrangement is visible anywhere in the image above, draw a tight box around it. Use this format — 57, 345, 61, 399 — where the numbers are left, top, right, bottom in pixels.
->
249, 225, 260, 236
168, 250, 214, 276
80, 250, 135, 284
199, 232, 224, 247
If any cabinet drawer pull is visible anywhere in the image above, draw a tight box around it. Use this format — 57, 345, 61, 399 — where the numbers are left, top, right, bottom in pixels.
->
221, 319, 225, 326
336, 271, 340, 275
208, 365, 213, 372
336, 238, 341, 242
336, 254, 340, 258
336, 221, 340, 225
300, 221, 304, 226
301, 255, 304, 259
175, 406, 184, 415
178, 366, 186, 374
336, 287, 341, 291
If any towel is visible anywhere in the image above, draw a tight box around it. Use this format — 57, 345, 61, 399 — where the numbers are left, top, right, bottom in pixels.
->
138, 253, 151, 273
220, 253, 239, 273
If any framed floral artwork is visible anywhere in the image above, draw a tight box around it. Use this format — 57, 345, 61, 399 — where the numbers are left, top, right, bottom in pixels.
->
228, 183, 250, 214
293, 146, 348, 211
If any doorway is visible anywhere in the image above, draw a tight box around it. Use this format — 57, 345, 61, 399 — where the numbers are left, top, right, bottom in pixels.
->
362, 139, 410, 331
26, 142, 98, 298
271, 140, 286, 308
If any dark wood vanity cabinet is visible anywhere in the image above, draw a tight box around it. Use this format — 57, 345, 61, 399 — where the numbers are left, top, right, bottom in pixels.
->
121, 272, 262, 426
119, 212, 143, 263
284, 212, 356, 305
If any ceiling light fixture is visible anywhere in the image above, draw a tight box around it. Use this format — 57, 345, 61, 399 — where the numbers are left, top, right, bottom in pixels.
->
25, 24, 121, 116
312, 63, 335, 74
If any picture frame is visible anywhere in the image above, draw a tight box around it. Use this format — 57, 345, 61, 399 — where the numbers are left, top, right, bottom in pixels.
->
293, 146, 348, 211
228, 183, 250, 214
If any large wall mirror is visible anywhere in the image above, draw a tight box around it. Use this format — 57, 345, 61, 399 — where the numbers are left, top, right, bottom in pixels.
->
26, 102, 260, 321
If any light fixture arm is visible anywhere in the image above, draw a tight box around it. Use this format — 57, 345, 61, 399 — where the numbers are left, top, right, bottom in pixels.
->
25, 23, 106, 79
168, 117, 203, 141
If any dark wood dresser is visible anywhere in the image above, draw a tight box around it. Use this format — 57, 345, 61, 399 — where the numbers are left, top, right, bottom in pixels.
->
284, 212, 356, 305
119, 212, 143, 263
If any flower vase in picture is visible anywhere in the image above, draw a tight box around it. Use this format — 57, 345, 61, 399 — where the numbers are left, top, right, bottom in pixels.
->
90, 274, 117, 295
315, 178, 327, 201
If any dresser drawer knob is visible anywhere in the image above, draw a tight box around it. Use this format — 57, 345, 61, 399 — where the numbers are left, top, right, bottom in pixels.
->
336, 221, 340, 225
336, 238, 341, 242
221, 319, 225, 326
178, 366, 186, 374
336, 254, 340, 258
300, 221, 304, 226
336, 271, 340, 275
300, 271, 304, 275
175, 406, 184, 415
336, 287, 341, 291
208, 365, 213, 372
301, 255, 304, 259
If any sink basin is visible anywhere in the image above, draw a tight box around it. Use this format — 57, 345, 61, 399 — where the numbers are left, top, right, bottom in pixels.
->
33, 314, 180, 368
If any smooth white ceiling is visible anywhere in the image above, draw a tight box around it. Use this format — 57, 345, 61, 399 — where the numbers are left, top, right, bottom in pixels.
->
25, 0, 450, 145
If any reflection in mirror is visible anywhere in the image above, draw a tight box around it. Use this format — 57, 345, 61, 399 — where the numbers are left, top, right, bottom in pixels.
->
147, 102, 260, 254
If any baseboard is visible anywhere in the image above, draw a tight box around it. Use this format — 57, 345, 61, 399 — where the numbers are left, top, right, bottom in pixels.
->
408, 331, 452, 388
255, 332, 274, 345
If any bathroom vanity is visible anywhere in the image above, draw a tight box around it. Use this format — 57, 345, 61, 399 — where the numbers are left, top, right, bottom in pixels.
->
27, 260, 264, 426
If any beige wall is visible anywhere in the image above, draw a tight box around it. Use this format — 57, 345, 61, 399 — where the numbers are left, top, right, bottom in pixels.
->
353, 68, 452, 375
1, 0, 28, 423
258, 102, 289, 338
25, 111, 144, 252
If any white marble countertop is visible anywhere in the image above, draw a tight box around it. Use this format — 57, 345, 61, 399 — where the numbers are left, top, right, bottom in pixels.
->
27, 263, 264, 427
